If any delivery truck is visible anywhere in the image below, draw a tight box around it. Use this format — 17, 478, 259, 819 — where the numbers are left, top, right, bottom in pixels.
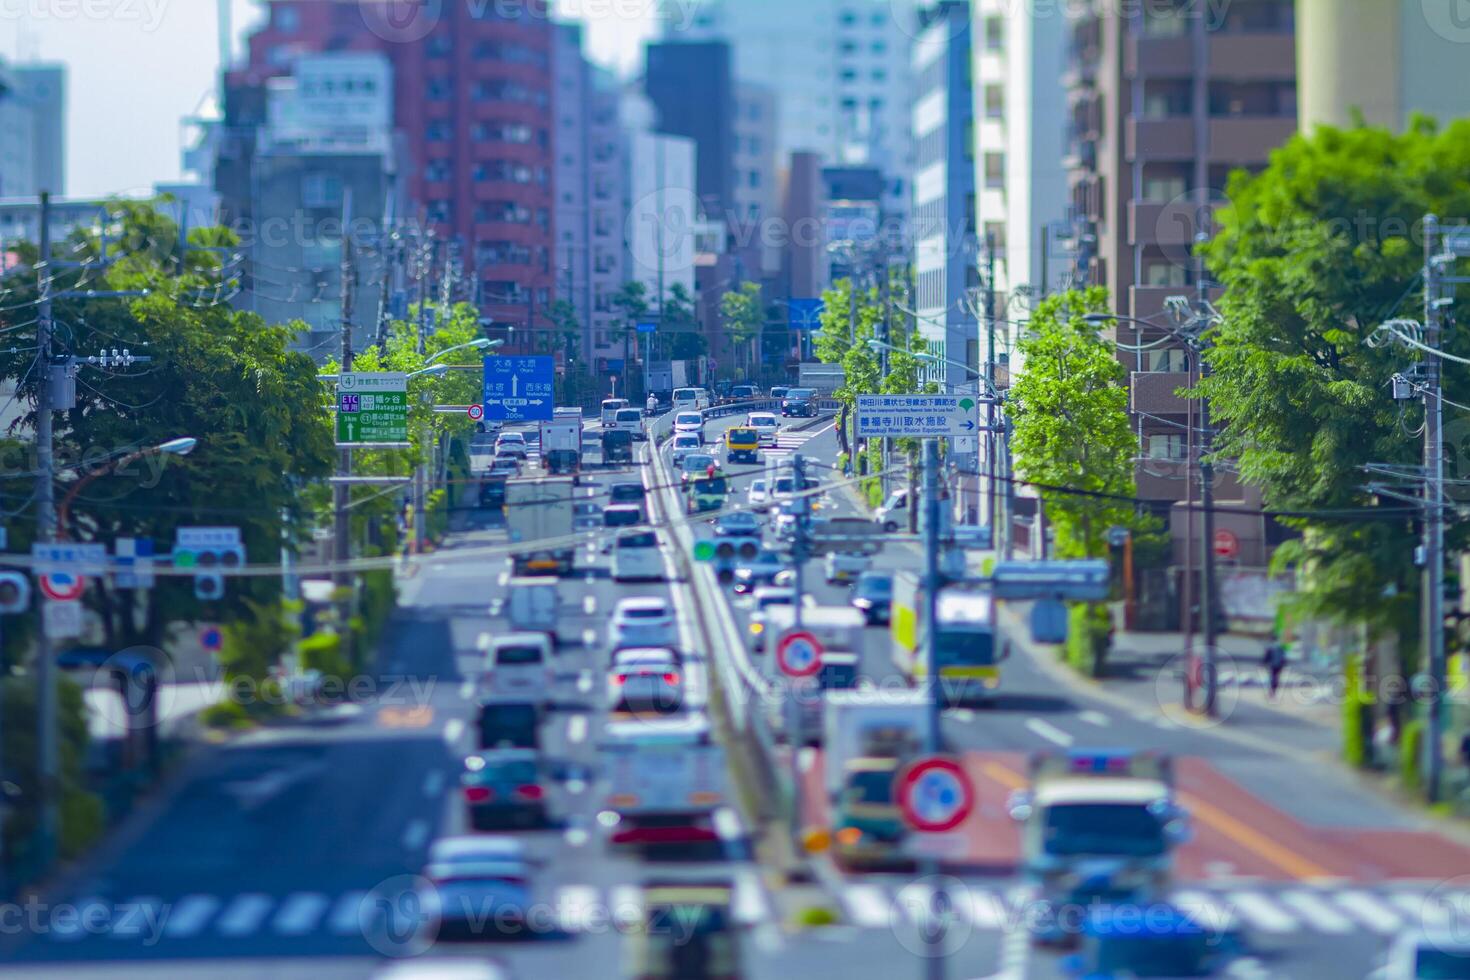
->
504, 476, 577, 575
600, 714, 728, 849
822, 689, 928, 801
539, 418, 582, 474
891, 571, 1007, 705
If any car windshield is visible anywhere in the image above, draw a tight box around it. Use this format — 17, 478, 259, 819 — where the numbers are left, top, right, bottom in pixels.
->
845, 769, 896, 804
819, 664, 859, 690
721, 513, 756, 527
621, 605, 668, 620
602, 400, 626, 411
481, 758, 538, 784
611, 484, 644, 502
683, 455, 714, 471
480, 705, 536, 737
498, 434, 524, 444
694, 478, 728, 494
676, 414, 702, 425
756, 593, 792, 610
774, 478, 795, 493
857, 574, 894, 597
618, 532, 658, 549
616, 652, 676, 669
1414, 949, 1470, 979
495, 645, 543, 666
728, 428, 756, 442
605, 509, 640, 527
674, 390, 694, 401
751, 479, 767, 493
935, 629, 994, 666
1042, 803, 1167, 857
1092, 935, 1216, 977
674, 435, 699, 447
788, 389, 815, 399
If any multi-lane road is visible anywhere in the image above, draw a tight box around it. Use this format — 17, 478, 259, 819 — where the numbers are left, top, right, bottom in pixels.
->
3, 406, 1468, 978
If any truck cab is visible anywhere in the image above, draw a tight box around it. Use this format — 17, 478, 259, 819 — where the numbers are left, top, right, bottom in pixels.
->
685, 470, 729, 514
1007, 751, 1190, 945
624, 881, 743, 980
599, 714, 726, 851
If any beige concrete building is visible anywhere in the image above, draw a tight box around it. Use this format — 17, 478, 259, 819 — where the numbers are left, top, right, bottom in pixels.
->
1298, 0, 1470, 131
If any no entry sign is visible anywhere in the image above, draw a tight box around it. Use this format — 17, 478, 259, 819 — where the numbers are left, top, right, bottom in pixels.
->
775, 630, 823, 678
897, 756, 975, 833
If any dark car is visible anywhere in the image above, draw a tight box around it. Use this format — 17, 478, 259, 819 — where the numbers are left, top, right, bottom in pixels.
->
602, 429, 633, 464
851, 571, 894, 625
610, 482, 646, 506
461, 749, 548, 829
730, 385, 757, 400
781, 387, 816, 418
477, 698, 541, 750
479, 477, 508, 510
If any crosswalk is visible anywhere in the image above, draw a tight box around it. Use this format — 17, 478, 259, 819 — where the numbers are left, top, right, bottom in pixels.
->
836, 881, 1465, 937
40, 876, 774, 944
766, 426, 828, 458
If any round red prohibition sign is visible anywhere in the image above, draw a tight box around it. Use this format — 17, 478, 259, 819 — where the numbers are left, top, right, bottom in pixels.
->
775, 630, 823, 678
467, 404, 485, 422
896, 756, 976, 833
39, 571, 86, 602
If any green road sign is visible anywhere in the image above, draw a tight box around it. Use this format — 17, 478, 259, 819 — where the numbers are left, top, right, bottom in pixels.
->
336, 372, 409, 444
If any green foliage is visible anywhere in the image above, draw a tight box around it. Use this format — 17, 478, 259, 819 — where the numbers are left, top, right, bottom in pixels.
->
1010, 289, 1146, 558
199, 699, 253, 731
719, 282, 762, 377
1340, 654, 1372, 768
1200, 120, 1470, 635
1, 675, 101, 863
1065, 602, 1112, 676
298, 631, 349, 680
220, 597, 300, 686
1400, 719, 1424, 790
793, 906, 839, 928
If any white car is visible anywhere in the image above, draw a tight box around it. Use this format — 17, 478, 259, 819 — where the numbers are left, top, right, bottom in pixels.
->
746, 412, 779, 446
493, 431, 528, 459
673, 412, 705, 443
747, 586, 795, 650
612, 530, 663, 582
747, 477, 770, 511
607, 647, 683, 714
672, 387, 711, 411
608, 596, 678, 652
824, 550, 870, 584
669, 433, 703, 466
483, 632, 552, 697
613, 407, 647, 441
601, 398, 629, 426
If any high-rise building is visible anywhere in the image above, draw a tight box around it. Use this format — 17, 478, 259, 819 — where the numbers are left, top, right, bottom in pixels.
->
232, 0, 557, 353
1297, 0, 1470, 132
0, 59, 66, 198
644, 41, 737, 227
911, 2, 977, 392
1063, 0, 1297, 580
669, 0, 916, 209
732, 82, 780, 277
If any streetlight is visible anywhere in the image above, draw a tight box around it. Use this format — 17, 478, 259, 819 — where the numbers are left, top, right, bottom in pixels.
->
865, 339, 998, 398
425, 337, 501, 365
317, 364, 448, 382
57, 437, 198, 539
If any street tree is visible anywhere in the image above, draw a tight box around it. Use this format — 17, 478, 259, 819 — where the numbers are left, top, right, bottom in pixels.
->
719, 282, 763, 377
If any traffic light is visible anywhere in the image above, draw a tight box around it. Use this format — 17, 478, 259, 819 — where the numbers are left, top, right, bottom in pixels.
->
0, 572, 30, 613
194, 573, 225, 601
174, 542, 243, 602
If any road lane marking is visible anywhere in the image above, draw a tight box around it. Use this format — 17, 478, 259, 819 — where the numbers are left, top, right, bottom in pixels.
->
610, 885, 642, 924
1278, 890, 1354, 933
567, 714, 588, 744
1224, 891, 1298, 933
1170, 890, 1237, 934
328, 892, 369, 935
422, 769, 445, 798
162, 894, 220, 938
1177, 792, 1333, 880
979, 761, 1028, 790
273, 892, 330, 936
583, 595, 597, 615
1335, 891, 1404, 934
476, 632, 492, 652
497, 571, 508, 587
1024, 718, 1074, 747
556, 885, 601, 932
842, 883, 893, 928
733, 870, 770, 924
582, 628, 597, 648
401, 818, 431, 851
109, 897, 162, 938
1078, 710, 1111, 727
216, 893, 274, 937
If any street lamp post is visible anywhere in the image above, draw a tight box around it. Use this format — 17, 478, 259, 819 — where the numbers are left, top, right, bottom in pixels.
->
57, 438, 198, 540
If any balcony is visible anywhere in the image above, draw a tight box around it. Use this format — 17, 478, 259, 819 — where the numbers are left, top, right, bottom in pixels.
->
1125, 35, 1194, 77
1127, 117, 1195, 161
1130, 199, 1215, 246
1208, 33, 1295, 81
1131, 370, 1192, 415
1063, 137, 1098, 172
1207, 116, 1296, 163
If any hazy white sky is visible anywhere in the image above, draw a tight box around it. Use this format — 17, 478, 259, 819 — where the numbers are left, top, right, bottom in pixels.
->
0, 0, 657, 198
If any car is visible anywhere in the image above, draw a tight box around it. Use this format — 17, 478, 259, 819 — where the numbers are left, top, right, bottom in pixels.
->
769, 386, 790, 400
673, 411, 705, 442
678, 453, 717, 482
483, 632, 553, 698
600, 398, 629, 426
613, 407, 647, 442
461, 749, 549, 829
746, 412, 780, 446
672, 387, 712, 411
609, 481, 646, 507
851, 571, 894, 625
625, 881, 743, 980
832, 757, 909, 870
612, 530, 663, 582
730, 384, 758, 400
874, 489, 910, 532
824, 550, 870, 584
604, 503, 643, 530
746, 586, 796, 649
1064, 905, 1248, 977
476, 698, 542, 750
669, 433, 703, 466
781, 387, 816, 418
746, 477, 770, 511
493, 431, 528, 459
372, 959, 512, 980
601, 428, 634, 465
608, 647, 683, 714
491, 452, 522, 474
480, 477, 509, 509
1373, 931, 1470, 980
732, 549, 786, 593
419, 835, 535, 941
714, 511, 761, 537
723, 426, 760, 464
609, 596, 679, 651
772, 508, 797, 541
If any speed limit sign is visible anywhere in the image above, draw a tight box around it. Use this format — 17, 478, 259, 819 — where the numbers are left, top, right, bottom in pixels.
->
896, 756, 975, 833
467, 404, 485, 422
775, 631, 823, 678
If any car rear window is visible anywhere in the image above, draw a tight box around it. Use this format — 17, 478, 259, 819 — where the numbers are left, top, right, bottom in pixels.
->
495, 645, 543, 666
623, 606, 667, 620
605, 509, 640, 527
610, 484, 644, 502
618, 532, 658, 549
728, 428, 757, 442
616, 409, 642, 422
483, 758, 538, 783
676, 413, 702, 425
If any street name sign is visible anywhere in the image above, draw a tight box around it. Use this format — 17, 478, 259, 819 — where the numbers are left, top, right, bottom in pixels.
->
483, 356, 554, 423
989, 560, 1111, 601
337, 372, 409, 444
856, 394, 980, 438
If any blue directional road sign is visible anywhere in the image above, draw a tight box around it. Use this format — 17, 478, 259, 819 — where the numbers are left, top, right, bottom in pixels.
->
483, 356, 555, 422
636, 321, 658, 334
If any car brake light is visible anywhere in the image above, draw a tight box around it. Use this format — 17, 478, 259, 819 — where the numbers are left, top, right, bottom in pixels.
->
515, 784, 544, 801
613, 674, 627, 685
463, 786, 493, 803
662, 673, 679, 684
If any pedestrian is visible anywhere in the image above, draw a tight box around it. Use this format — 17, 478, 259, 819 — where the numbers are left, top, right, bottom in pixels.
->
1263, 642, 1286, 699
646, 393, 658, 416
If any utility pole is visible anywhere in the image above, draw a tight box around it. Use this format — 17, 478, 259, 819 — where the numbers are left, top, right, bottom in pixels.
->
1423, 214, 1449, 802
921, 436, 948, 980
791, 453, 808, 633
1194, 234, 1220, 717
984, 231, 998, 536
334, 190, 355, 667
849, 277, 860, 463
34, 192, 58, 870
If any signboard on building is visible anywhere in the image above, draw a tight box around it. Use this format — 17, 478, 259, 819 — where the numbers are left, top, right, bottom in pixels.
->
336, 372, 409, 444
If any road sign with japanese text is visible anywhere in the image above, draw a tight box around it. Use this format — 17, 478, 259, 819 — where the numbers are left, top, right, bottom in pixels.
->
856, 394, 981, 438
336, 372, 409, 444
482, 356, 554, 422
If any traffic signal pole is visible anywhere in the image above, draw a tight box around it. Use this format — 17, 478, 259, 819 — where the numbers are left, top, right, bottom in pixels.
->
34, 192, 59, 870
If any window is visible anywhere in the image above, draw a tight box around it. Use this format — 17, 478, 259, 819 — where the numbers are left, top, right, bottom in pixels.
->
1146, 434, 1189, 461
1146, 348, 1190, 372
1143, 81, 1191, 118
427, 34, 451, 57
426, 120, 452, 142
1142, 260, 1188, 287
985, 16, 1004, 50
301, 173, 341, 208
425, 159, 452, 183
840, 69, 857, 83
1142, 4, 1188, 37
985, 86, 1004, 119
871, 40, 887, 54
748, 171, 760, 188
1141, 163, 1189, 201
984, 153, 1005, 189
871, 69, 886, 82
426, 78, 451, 101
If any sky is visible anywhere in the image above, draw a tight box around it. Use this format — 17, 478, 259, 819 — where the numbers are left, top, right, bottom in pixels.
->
0, 0, 658, 199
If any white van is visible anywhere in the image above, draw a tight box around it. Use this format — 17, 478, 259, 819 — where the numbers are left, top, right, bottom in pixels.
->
612, 407, 646, 441
484, 632, 553, 697
612, 530, 664, 583
507, 578, 558, 636
672, 387, 711, 412
601, 398, 629, 426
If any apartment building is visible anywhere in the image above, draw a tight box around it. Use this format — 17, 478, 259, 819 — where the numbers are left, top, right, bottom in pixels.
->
1064, 0, 1297, 582
0, 59, 66, 198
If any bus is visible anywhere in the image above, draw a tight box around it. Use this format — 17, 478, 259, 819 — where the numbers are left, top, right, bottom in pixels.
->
686, 471, 729, 514
891, 572, 1005, 705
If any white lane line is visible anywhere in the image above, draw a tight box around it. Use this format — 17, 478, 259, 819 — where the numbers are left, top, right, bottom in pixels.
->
953, 886, 1007, 929
443, 718, 465, 746
1389, 891, 1452, 927
583, 594, 597, 615
556, 885, 601, 932
733, 870, 771, 925
1335, 891, 1404, 934
401, 818, 431, 851
1225, 891, 1299, 933
947, 708, 975, 723
1078, 710, 1111, 727
1278, 890, 1355, 933
476, 632, 492, 652
842, 883, 893, 928
1024, 718, 1074, 747
328, 891, 369, 935
216, 893, 274, 937
577, 669, 593, 694
1171, 890, 1239, 934
422, 769, 445, 798
496, 570, 508, 587
567, 714, 588, 744
272, 892, 330, 936
162, 894, 220, 938
610, 885, 643, 924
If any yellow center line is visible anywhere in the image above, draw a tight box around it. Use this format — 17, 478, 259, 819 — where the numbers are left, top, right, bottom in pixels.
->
976, 758, 1331, 880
